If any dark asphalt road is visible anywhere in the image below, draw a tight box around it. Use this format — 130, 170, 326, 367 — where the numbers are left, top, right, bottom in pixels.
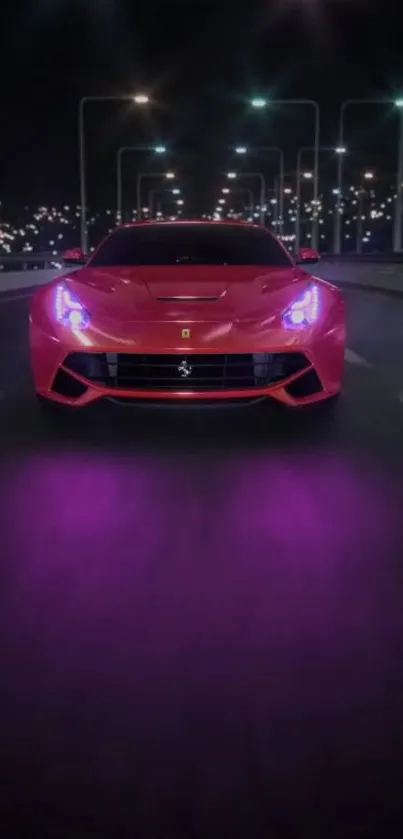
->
1, 286, 403, 838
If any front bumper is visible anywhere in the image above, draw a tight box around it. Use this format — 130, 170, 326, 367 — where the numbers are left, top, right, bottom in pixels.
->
30, 292, 346, 408
31, 345, 343, 408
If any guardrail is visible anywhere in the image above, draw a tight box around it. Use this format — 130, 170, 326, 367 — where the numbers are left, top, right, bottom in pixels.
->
320, 253, 403, 263
0, 253, 64, 271
2, 251, 403, 296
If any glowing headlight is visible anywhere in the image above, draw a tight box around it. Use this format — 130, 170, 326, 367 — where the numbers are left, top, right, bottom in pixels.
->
55, 284, 90, 330
282, 284, 319, 329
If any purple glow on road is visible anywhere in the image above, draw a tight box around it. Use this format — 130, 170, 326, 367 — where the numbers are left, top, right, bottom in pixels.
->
1, 450, 403, 835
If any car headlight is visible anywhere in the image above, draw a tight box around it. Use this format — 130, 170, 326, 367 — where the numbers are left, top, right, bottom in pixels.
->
55, 283, 91, 330
282, 284, 319, 329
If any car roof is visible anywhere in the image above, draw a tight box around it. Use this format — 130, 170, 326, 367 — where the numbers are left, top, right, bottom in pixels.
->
120, 219, 267, 232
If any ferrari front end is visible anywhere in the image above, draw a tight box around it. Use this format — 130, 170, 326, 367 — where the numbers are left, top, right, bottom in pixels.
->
30, 285, 344, 410
30, 221, 346, 411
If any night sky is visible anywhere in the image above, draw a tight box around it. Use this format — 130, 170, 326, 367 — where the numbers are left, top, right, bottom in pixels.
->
0, 0, 402, 215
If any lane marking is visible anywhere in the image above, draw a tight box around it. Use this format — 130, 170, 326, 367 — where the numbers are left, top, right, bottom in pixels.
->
345, 348, 403, 405
345, 347, 371, 367
0, 291, 35, 304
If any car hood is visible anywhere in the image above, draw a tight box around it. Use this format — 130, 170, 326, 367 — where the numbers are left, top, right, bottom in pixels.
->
66, 265, 312, 323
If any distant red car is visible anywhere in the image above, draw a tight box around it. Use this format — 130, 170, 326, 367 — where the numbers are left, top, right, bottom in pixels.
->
30, 221, 345, 413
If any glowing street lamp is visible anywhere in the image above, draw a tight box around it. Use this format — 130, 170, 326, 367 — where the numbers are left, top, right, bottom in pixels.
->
133, 93, 150, 104
227, 172, 237, 179
303, 171, 313, 179
165, 171, 175, 179
363, 170, 375, 180
250, 97, 267, 109
335, 146, 347, 154
221, 188, 230, 194
235, 146, 248, 154
154, 145, 167, 154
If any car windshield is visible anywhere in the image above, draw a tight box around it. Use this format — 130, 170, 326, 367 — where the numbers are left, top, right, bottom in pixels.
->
88, 224, 292, 267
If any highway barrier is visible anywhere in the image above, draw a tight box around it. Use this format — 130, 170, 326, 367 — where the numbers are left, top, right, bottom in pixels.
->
314, 261, 403, 295
0, 268, 67, 292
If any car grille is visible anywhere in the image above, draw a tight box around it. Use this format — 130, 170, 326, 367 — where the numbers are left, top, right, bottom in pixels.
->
63, 352, 310, 392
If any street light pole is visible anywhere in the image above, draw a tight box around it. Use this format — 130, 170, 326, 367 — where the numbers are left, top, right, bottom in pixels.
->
149, 188, 160, 217
295, 167, 313, 253
226, 173, 266, 223
354, 171, 375, 254
295, 172, 302, 254
277, 102, 320, 247
278, 150, 285, 235
296, 147, 316, 251
242, 188, 255, 212
148, 188, 181, 217
116, 145, 167, 222
116, 147, 124, 223
250, 99, 320, 246
296, 146, 344, 252
255, 149, 284, 232
137, 172, 176, 219
234, 147, 285, 232
334, 98, 399, 254
78, 97, 87, 252
257, 173, 266, 224
137, 175, 143, 219
394, 104, 403, 252
224, 187, 254, 214
312, 105, 320, 250
356, 188, 365, 255
78, 93, 149, 252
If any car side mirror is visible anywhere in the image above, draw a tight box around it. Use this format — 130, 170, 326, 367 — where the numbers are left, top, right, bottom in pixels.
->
62, 247, 87, 265
296, 247, 320, 265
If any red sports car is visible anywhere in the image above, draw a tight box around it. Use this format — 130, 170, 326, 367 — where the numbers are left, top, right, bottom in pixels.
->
30, 221, 345, 412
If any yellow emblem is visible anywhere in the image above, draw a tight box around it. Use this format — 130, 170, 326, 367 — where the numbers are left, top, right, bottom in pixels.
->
181, 328, 191, 339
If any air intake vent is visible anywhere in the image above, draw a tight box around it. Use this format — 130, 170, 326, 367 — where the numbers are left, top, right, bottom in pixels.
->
155, 296, 220, 302
52, 369, 88, 398
286, 368, 323, 398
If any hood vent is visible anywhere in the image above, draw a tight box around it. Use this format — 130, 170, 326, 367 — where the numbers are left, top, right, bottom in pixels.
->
155, 295, 220, 302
